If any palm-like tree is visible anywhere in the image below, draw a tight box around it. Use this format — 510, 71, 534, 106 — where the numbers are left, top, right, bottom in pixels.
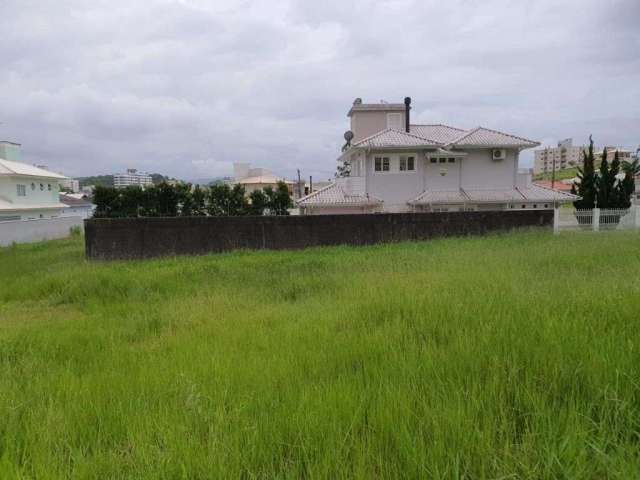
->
622, 158, 640, 177
621, 157, 639, 202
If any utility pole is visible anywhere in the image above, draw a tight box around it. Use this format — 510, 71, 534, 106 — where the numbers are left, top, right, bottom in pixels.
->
551, 147, 556, 190
309, 175, 313, 193
296, 169, 302, 199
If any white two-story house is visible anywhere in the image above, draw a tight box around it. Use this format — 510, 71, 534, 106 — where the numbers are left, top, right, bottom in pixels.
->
298, 98, 577, 214
0, 141, 68, 221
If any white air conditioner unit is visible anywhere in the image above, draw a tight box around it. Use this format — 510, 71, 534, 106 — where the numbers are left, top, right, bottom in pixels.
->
492, 149, 506, 161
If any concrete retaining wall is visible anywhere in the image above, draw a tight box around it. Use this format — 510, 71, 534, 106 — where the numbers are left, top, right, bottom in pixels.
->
84, 210, 553, 260
0, 216, 83, 247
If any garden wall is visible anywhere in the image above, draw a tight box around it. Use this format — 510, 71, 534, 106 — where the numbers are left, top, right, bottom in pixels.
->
0, 216, 83, 247
84, 210, 553, 260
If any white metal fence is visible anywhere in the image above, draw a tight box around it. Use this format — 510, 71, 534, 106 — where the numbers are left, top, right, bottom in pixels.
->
0, 216, 83, 247
554, 206, 640, 233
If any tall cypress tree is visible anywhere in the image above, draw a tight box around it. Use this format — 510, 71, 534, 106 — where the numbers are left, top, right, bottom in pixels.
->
596, 148, 610, 208
572, 135, 597, 209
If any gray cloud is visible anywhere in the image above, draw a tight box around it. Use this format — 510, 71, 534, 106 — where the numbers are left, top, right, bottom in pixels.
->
0, 0, 638, 181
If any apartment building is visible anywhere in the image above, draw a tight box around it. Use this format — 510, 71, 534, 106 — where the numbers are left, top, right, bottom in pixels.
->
533, 139, 585, 175
113, 169, 153, 188
534, 139, 636, 175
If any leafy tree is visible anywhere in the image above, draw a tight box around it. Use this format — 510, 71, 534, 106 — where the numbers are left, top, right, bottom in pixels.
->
248, 189, 269, 215
207, 183, 230, 216
154, 182, 180, 217
228, 184, 248, 216
265, 181, 293, 215
596, 148, 612, 208
119, 186, 146, 217
596, 150, 630, 209
92, 185, 120, 217
191, 185, 206, 216
572, 136, 597, 209
621, 158, 639, 203
336, 159, 351, 178
174, 183, 194, 216
207, 183, 248, 216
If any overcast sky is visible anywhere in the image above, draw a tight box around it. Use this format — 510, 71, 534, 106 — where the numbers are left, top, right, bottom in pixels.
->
1, 0, 638, 181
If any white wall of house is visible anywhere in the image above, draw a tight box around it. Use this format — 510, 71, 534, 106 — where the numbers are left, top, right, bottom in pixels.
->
460, 149, 519, 190
60, 205, 95, 219
350, 110, 406, 143
364, 152, 424, 212
424, 156, 462, 191
0, 176, 62, 206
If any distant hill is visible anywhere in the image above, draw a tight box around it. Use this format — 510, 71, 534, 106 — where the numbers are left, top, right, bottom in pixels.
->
77, 173, 177, 188
78, 175, 114, 188
533, 167, 579, 182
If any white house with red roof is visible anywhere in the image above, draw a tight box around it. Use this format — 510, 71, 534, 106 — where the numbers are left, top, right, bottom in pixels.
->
298, 98, 577, 214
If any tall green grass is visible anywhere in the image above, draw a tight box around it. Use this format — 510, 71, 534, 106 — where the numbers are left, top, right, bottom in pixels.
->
1, 230, 639, 478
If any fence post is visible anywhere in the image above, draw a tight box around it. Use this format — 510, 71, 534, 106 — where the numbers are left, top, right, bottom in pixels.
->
553, 207, 559, 234
593, 208, 600, 232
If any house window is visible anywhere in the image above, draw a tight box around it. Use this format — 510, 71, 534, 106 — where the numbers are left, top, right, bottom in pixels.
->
439, 158, 446, 163
374, 157, 390, 172
399, 156, 415, 171
448, 158, 455, 163
430, 158, 437, 164
40, 183, 44, 191
31, 183, 36, 190
16, 184, 26, 196
48, 184, 52, 191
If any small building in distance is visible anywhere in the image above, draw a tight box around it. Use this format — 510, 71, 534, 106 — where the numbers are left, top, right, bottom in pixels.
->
233, 163, 295, 197
0, 141, 69, 221
60, 178, 81, 193
59, 193, 95, 219
114, 168, 153, 189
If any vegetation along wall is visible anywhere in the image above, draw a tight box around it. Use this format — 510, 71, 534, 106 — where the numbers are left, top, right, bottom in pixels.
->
84, 210, 553, 260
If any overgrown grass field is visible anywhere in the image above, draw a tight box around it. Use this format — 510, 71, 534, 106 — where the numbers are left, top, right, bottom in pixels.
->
1, 230, 639, 478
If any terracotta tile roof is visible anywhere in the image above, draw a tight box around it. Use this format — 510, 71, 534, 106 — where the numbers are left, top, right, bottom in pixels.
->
352, 129, 442, 149
410, 186, 577, 205
297, 182, 382, 207
448, 127, 539, 148
464, 188, 526, 202
350, 125, 539, 150
522, 184, 578, 201
533, 180, 575, 193
409, 124, 466, 144
411, 190, 469, 204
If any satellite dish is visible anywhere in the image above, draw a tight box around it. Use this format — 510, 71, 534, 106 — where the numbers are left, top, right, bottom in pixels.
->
342, 131, 355, 152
